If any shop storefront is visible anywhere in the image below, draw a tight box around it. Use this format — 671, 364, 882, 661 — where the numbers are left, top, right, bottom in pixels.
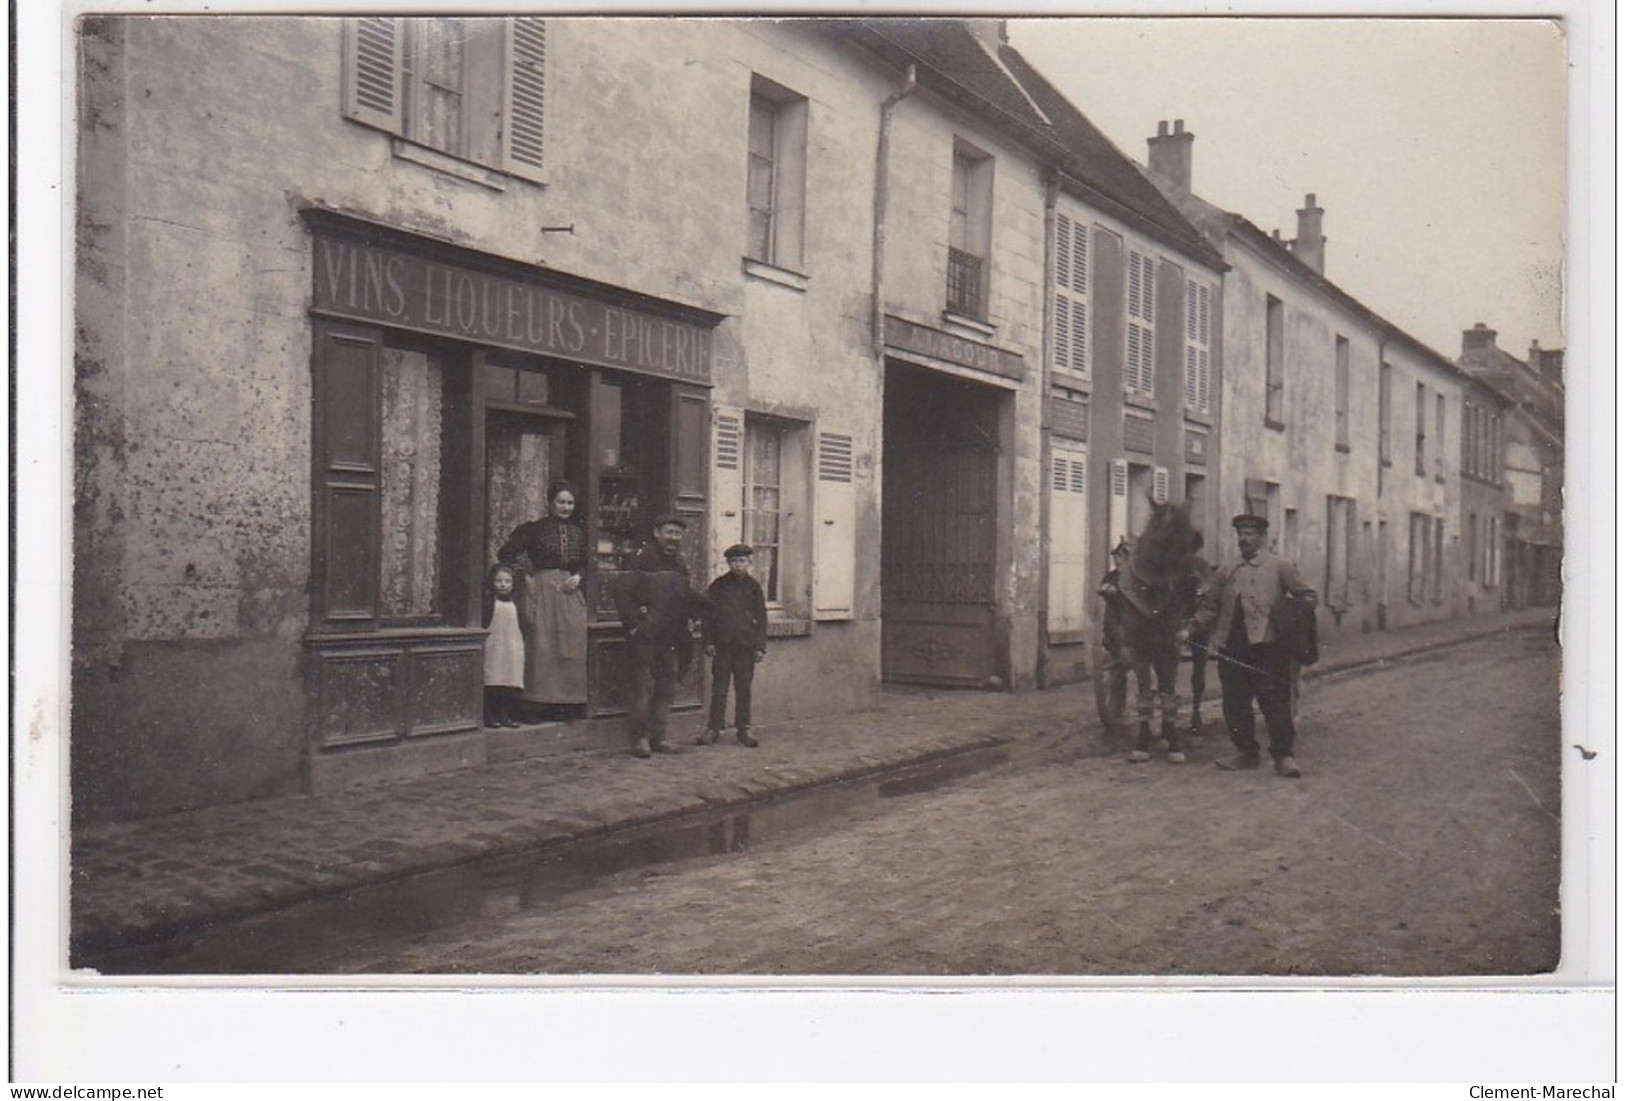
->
302, 211, 721, 785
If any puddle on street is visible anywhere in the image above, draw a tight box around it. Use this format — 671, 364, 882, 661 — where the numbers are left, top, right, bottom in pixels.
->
84, 744, 1013, 975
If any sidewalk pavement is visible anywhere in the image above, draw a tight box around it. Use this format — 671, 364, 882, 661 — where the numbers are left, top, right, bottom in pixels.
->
68, 606, 1556, 962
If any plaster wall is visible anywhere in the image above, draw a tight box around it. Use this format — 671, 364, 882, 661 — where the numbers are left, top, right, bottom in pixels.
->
72, 17, 930, 817
1216, 241, 1397, 634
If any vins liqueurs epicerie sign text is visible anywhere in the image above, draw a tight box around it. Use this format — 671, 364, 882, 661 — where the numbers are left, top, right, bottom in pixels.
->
312, 234, 713, 384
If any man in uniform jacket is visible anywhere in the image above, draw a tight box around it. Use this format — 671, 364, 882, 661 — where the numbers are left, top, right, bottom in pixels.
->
1179, 513, 1318, 778
698, 543, 769, 747
613, 513, 705, 758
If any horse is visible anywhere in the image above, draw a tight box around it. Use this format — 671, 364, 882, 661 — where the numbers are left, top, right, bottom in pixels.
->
1104, 499, 1206, 764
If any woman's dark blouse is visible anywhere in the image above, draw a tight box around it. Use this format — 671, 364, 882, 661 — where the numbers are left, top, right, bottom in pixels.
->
499, 518, 587, 573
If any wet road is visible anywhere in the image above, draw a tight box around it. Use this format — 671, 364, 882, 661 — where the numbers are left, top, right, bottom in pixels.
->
136, 628, 1563, 977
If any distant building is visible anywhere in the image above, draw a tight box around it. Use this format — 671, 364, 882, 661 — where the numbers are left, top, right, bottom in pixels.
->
1457, 324, 1564, 607
1145, 123, 1479, 634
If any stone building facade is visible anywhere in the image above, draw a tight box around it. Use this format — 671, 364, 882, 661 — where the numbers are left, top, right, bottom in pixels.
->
1145, 124, 1480, 635
82, 16, 1212, 820
1457, 324, 1564, 608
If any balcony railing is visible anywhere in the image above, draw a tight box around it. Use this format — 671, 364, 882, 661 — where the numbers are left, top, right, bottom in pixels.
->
946, 246, 985, 319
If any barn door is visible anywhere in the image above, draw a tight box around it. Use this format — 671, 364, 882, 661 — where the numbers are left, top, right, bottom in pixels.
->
881, 366, 1002, 687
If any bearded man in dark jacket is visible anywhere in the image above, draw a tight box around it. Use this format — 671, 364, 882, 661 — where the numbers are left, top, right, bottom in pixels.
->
613, 513, 706, 758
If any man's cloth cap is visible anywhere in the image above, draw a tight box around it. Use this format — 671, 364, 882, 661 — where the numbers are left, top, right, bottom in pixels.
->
723, 543, 754, 559
1231, 513, 1269, 531
652, 513, 688, 530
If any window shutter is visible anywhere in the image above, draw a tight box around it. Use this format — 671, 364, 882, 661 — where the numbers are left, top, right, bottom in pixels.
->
1046, 444, 1089, 633
813, 429, 857, 620
1153, 466, 1170, 505
711, 409, 745, 556
312, 322, 384, 629
1108, 458, 1129, 552
342, 17, 404, 134
1052, 214, 1090, 378
501, 17, 547, 181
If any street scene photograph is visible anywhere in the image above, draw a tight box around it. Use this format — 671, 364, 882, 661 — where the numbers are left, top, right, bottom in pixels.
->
16, 4, 1609, 1085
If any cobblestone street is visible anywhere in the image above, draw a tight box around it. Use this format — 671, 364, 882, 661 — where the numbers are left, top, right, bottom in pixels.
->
172, 626, 1562, 978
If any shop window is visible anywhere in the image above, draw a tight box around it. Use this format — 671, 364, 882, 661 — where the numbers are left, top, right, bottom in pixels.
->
311, 323, 467, 632
1184, 278, 1212, 414
379, 348, 444, 620
1125, 250, 1156, 398
342, 16, 546, 182
947, 141, 993, 321
1052, 213, 1091, 380
744, 76, 808, 272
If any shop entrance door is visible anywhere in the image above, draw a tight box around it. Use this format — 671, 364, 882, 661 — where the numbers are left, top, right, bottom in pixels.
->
881, 364, 1002, 687
484, 409, 570, 566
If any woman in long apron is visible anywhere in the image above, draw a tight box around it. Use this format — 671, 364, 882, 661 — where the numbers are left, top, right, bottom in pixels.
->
498, 480, 589, 709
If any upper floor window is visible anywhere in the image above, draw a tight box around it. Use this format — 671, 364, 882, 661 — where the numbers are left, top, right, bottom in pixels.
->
1434, 392, 1447, 481
1051, 213, 1091, 379
343, 16, 546, 182
1264, 294, 1285, 425
1183, 278, 1212, 414
1334, 335, 1350, 449
1124, 249, 1156, 397
745, 76, 808, 271
947, 142, 994, 321
1379, 362, 1393, 465
1414, 382, 1428, 477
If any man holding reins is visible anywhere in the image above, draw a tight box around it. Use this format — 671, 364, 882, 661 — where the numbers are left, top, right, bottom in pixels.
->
1177, 512, 1317, 778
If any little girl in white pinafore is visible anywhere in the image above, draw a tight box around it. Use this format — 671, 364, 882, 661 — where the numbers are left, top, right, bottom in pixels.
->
484, 563, 527, 728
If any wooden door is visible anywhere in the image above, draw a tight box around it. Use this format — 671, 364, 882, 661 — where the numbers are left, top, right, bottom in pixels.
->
881, 367, 1001, 687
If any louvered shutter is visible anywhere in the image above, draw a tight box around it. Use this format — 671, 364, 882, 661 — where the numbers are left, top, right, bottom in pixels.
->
343, 17, 404, 134
711, 409, 745, 559
813, 429, 857, 620
1108, 458, 1129, 552
1051, 215, 1091, 378
1153, 466, 1170, 505
1046, 443, 1089, 633
502, 17, 547, 181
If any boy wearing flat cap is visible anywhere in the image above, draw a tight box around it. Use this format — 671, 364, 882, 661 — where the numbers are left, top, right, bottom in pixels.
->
698, 543, 768, 747
1179, 513, 1317, 778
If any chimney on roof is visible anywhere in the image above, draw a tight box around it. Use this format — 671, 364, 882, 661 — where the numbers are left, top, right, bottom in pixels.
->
1146, 118, 1195, 193
1290, 193, 1326, 275
966, 19, 1007, 51
1463, 322, 1499, 354
1529, 339, 1564, 386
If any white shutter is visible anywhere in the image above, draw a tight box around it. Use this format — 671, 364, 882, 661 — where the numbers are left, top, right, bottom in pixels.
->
711, 409, 745, 560
1109, 458, 1130, 552
343, 17, 404, 133
1053, 297, 1072, 375
1153, 466, 1170, 505
1052, 214, 1090, 378
1046, 445, 1090, 634
813, 429, 857, 620
502, 17, 547, 181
